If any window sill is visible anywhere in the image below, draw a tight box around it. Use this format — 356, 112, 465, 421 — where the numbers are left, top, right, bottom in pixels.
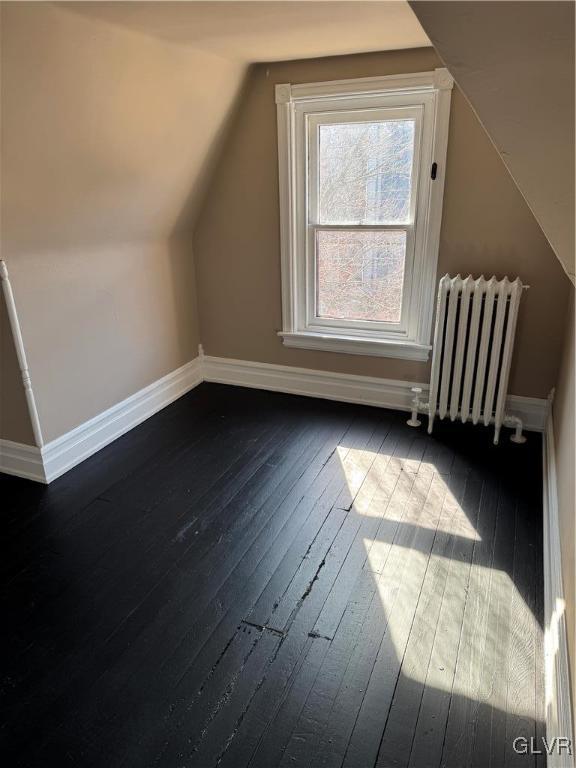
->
278, 331, 431, 361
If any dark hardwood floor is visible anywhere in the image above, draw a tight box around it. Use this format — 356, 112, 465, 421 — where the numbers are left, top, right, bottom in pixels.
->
0, 384, 545, 767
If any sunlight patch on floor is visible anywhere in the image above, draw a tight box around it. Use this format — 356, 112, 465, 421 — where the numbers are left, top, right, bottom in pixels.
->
335, 443, 538, 721
336, 443, 480, 540
358, 474, 480, 541
363, 543, 540, 720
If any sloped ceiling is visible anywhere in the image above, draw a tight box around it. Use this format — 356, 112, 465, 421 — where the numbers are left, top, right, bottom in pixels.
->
2, 2, 430, 255
410, 1, 575, 283
1, 2, 248, 254
63, 1, 430, 62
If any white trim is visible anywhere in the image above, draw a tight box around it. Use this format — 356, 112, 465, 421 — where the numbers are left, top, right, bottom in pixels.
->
204, 356, 418, 411
0, 260, 44, 446
203, 356, 547, 432
276, 69, 453, 361
277, 69, 455, 102
505, 393, 549, 433
419, 83, 451, 348
41, 357, 203, 483
0, 440, 46, 483
0, 358, 203, 484
278, 331, 430, 361
543, 408, 575, 765
277, 86, 297, 333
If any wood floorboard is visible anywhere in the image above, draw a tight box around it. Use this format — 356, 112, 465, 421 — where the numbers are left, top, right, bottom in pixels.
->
0, 384, 545, 768
127, 416, 380, 768
439, 477, 501, 768
374, 474, 470, 768
6, 413, 349, 759
38, 410, 361, 765
1, 396, 311, 697
248, 426, 424, 768
471, 488, 516, 768
404, 477, 484, 768
504, 498, 539, 768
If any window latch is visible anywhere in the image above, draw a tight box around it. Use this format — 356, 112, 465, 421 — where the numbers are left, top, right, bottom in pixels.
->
431, 162, 438, 180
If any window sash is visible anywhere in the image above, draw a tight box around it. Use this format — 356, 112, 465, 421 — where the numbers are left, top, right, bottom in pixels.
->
307, 105, 423, 228
302, 101, 427, 338
306, 224, 414, 334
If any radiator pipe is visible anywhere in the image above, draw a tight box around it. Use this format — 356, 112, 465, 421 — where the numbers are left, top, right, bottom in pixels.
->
406, 387, 422, 428
0, 260, 44, 447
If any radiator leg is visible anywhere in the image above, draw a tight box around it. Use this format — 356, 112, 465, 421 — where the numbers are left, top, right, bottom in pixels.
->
493, 426, 501, 445
406, 387, 422, 428
427, 414, 435, 435
505, 415, 527, 444
510, 419, 527, 444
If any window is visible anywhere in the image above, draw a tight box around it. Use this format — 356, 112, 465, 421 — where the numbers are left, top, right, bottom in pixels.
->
276, 69, 453, 360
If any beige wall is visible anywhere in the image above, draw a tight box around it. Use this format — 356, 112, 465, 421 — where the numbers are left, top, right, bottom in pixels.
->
6, 241, 199, 442
0, 293, 35, 444
411, 1, 575, 283
0, 2, 246, 443
553, 287, 575, 714
194, 48, 569, 397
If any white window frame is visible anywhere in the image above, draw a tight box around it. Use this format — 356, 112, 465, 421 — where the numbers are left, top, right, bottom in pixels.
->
276, 68, 454, 361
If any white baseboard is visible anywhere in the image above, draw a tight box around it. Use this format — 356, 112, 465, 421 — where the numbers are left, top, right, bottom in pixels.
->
203, 356, 420, 412
543, 413, 575, 765
0, 439, 46, 483
0, 357, 203, 484
1, 353, 548, 485
507, 393, 550, 433
203, 355, 548, 432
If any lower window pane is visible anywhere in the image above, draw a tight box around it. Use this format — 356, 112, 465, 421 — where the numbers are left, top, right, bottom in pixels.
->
316, 230, 406, 323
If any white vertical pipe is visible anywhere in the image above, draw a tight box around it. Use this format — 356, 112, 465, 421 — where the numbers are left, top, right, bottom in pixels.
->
427, 274, 451, 434
471, 276, 497, 425
494, 277, 523, 437
483, 277, 509, 427
0, 260, 44, 447
450, 274, 473, 421
438, 274, 461, 419
460, 275, 485, 423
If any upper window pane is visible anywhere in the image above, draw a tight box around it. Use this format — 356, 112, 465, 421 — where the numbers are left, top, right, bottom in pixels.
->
318, 119, 415, 225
